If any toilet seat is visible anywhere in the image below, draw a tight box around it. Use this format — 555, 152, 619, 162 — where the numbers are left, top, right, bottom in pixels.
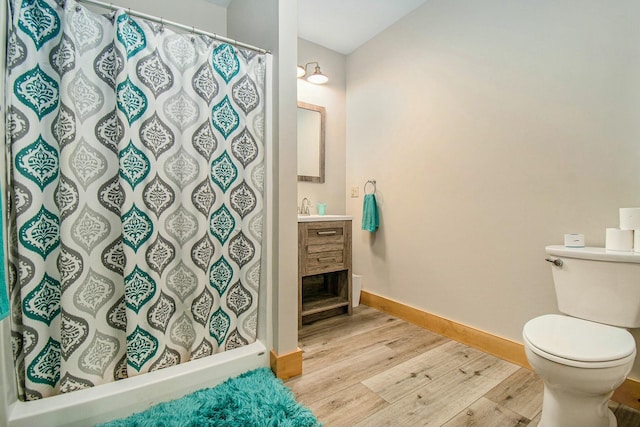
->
523, 314, 636, 369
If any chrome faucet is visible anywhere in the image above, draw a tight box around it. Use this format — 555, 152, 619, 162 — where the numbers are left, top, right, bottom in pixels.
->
300, 197, 310, 215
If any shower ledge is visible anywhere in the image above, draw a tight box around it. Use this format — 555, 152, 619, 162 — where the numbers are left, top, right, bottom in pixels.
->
297, 214, 352, 222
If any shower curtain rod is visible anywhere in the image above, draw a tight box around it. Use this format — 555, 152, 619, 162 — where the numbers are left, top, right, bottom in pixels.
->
73, 0, 270, 54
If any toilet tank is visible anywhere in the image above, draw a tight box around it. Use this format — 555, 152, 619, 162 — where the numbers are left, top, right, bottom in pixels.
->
546, 245, 640, 328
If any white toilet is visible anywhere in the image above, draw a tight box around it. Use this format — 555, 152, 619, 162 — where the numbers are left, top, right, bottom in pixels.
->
523, 245, 639, 427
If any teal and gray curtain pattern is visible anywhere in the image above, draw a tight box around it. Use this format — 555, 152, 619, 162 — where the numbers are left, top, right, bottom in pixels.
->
6, 0, 266, 400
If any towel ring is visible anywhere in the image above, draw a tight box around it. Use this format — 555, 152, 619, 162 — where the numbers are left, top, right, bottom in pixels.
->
364, 180, 376, 195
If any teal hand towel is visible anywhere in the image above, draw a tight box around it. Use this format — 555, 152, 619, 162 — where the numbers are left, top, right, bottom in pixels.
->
362, 194, 379, 232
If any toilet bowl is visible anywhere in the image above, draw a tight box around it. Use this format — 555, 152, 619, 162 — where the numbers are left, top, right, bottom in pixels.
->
524, 314, 635, 427
525, 246, 640, 427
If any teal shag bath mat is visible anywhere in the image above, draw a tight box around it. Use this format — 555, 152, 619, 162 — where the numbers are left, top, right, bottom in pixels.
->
97, 367, 320, 427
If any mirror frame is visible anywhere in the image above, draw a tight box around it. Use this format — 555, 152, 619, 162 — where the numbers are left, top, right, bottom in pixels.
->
297, 101, 326, 183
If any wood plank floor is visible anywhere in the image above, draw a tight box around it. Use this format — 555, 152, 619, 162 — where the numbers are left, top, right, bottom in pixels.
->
286, 305, 640, 427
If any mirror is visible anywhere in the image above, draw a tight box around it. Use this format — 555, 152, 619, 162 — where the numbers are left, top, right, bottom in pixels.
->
297, 102, 325, 183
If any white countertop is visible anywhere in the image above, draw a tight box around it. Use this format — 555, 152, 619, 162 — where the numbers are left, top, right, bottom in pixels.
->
297, 214, 353, 222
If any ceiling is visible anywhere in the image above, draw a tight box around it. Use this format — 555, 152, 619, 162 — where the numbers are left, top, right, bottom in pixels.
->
298, 0, 427, 55
206, 0, 232, 6
205, 0, 427, 55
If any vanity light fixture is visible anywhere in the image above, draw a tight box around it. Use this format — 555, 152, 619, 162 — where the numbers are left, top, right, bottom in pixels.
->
296, 61, 329, 84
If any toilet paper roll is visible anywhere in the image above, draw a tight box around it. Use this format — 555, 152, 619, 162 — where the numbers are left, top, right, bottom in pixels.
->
606, 228, 634, 251
635, 230, 640, 253
620, 208, 640, 230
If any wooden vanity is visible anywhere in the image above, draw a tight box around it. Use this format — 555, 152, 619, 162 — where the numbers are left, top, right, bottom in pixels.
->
298, 216, 352, 326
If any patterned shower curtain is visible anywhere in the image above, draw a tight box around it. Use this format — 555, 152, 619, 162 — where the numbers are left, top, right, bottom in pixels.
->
6, 0, 266, 400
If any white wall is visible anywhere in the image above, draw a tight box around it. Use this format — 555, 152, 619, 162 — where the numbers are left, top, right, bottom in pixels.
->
111, 0, 301, 363
228, 0, 299, 356
109, 0, 299, 361
297, 39, 347, 215
346, 0, 640, 377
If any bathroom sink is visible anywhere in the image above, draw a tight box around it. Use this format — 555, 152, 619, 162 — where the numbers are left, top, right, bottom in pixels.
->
297, 214, 353, 222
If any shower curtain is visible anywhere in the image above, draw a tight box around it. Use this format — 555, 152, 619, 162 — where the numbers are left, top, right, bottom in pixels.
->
6, 0, 266, 400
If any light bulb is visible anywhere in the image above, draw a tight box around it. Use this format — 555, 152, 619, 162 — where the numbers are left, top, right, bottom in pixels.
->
306, 65, 328, 84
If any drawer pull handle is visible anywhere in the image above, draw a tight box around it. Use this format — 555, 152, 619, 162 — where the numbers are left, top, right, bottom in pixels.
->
318, 257, 335, 262
317, 230, 337, 236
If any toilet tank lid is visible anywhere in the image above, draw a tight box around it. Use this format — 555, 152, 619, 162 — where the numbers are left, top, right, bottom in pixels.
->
523, 314, 636, 363
546, 245, 640, 263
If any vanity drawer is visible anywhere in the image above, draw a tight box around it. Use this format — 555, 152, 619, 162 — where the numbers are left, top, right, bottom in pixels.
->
306, 226, 344, 241
307, 226, 345, 254
305, 250, 345, 274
